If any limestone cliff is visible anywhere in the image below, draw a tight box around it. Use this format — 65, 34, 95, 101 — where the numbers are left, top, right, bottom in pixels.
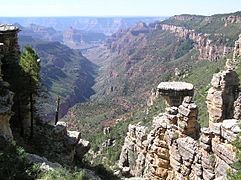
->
223, 15, 241, 26
119, 36, 241, 179
157, 24, 233, 61
206, 70, 239, 127
233, 34, 241, 61
107, 20, 233, 62
119, 74, 240, 180
106, 22, 149, 55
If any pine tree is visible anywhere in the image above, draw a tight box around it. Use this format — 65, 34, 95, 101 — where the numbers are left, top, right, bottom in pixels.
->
19, 46, 41, 139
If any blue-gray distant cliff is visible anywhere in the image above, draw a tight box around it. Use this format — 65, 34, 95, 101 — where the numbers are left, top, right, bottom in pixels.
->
0, 17, 165, 35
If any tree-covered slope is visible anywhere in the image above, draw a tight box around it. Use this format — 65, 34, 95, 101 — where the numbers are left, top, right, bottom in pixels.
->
20, 40, 97, 121
158, 11, 241, 46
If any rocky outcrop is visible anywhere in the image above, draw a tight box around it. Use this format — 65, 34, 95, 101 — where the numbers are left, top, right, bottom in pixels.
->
206, 70, 240, 127
234, 92, 241, 119
26, 153, 63, 171
119, 67, 240, 179
36, 121, 90, 164
26, 153, 101, 179
158, 24, 233, 61
0, 25, 19, 142
119, 93, 201, 179
76, 139, 91, 159
226, 34, 241, 69
233, 34, 241, 61
157, 82, 194, 107
222, 15, 241, 26
106, 22, 149, 55
0, 81, 14, 141
118, 124, 148, 177
147, 88, 159, 107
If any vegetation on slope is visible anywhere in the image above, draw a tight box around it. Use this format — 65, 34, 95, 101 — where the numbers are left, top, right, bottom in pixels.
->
19, 40, 97, 121
159, 11, 241, 46
62, 12, 241, 170
228, 131, 241, 180
84, 96, 165, 169
82, 52, 231, 170
0, 141, 97, 180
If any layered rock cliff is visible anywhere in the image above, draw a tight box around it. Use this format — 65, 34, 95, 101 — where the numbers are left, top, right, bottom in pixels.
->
119, 36, 241, 179
106, 22, 149, 55
206, 70, 240, 127
119, 71, 240, 179
106, 14, 238, 62
157, 24, 233, 61
223, 15, 241, 26
233, 34, 241, 61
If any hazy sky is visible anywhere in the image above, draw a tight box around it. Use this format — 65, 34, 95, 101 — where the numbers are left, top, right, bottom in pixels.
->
0, 0, 240, 17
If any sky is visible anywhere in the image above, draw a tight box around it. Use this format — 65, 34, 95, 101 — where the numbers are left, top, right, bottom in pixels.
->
0, 0, 240, 17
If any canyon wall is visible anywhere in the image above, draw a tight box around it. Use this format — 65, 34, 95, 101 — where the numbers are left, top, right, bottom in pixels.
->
157, 24, 233, 61
223, 15, 241, 26
107, 20, 234, 62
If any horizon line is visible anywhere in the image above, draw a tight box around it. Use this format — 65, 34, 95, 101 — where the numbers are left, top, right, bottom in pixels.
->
0, 15, 169, 18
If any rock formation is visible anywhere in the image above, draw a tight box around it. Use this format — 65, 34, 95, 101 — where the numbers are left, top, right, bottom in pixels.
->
106, 22, 148, 55
233, 34, 241, 65
119, 68, 240, 179
158, 24, 233, 61
226, 34, 241, 69
233, 34, 241, 59
223, 15, 241, 26
0, 81, 14, 142
26, 152, 101, 180
147, 88, 159, 107
157, 82, 194, 107
0, 25, 19, 142
206, 70, 240, 127
119, 89, 201, 179
35, 121, 90, 164
107, 18, 234, 62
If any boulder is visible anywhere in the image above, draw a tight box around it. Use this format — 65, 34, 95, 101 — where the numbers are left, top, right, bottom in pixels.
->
66, 130, 81, 146
53, 121, 67, 137
26, 153, 62, 171
76, 139, 91, 158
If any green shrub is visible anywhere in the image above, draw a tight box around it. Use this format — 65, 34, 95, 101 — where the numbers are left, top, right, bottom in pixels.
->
40, 168, 87, 180
0, 141, 32, 180
227, 131, 241, 179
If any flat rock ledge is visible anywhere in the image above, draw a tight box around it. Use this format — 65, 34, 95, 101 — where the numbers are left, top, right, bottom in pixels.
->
157, 81, 194, 107
0, 24, 19, 32
157, 82, 194, 91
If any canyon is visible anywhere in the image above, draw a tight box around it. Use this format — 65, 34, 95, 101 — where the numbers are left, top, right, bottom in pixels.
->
0, 12, 241, 180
